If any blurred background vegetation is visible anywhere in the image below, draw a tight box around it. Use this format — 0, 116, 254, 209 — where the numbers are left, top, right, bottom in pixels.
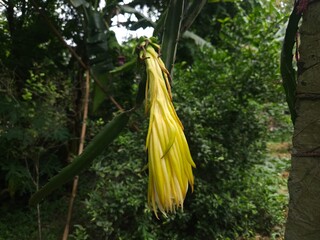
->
0, 0, 293, 239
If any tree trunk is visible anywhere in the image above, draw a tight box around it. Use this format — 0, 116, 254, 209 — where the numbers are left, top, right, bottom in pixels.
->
285, 1, 320, 239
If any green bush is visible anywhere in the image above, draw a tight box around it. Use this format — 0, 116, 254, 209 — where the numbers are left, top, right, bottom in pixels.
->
80, 2, 289, 238
82, 43, 287, 239
0, 0, 290, 239
0, 71, 72, 198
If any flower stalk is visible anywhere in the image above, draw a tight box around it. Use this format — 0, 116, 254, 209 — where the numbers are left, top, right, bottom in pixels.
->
137, 39, 196, 217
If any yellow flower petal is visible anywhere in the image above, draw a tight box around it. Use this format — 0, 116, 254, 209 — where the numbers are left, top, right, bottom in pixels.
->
139, 39, 196, 217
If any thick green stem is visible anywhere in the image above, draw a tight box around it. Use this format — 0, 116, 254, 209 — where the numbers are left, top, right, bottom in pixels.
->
280, 4, 301, 124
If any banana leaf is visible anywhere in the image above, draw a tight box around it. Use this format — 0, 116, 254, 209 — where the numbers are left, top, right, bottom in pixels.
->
84, 7, 120, 112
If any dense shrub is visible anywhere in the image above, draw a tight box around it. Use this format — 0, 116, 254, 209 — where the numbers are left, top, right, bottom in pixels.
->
0, 71, 72, 198
77, 2, 290, 238
80, 42, 287, 238
0, 0, 291, 239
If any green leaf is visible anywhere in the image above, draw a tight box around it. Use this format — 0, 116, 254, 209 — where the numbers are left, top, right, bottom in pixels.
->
153, 9, 167, 37
161, 0, 185, 74
119, 5, 156, 28
109, 58, 137, 75
70, 0, 89, 8
91, 62, 112, 113
182, 30, 213, 48
180, 0, 206, 34
84, 7, 120, 112
29, 111, 130, 206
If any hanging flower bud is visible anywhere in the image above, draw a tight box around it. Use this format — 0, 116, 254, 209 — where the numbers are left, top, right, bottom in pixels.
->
137, 39, 196, 218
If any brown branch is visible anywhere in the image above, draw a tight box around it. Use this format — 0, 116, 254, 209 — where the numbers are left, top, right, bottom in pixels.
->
62, 70, 90, 240
91, 74, 124, 111
110, 96, 124, 111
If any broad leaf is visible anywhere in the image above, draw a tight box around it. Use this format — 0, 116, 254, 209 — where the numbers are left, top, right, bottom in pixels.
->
161, 0, 185, 74
182, 30, 213, 48
84, 8, 120, 112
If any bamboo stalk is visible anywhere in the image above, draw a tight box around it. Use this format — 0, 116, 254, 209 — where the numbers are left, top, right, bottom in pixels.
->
62, 70, 90, 240
35, 157, 42, 240
26, 154, 42, 240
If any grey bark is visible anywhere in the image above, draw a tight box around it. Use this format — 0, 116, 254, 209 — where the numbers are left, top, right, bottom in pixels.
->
285, 2, 320, 239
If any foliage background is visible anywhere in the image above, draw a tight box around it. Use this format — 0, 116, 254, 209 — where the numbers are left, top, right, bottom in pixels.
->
0, 0, 292, 239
